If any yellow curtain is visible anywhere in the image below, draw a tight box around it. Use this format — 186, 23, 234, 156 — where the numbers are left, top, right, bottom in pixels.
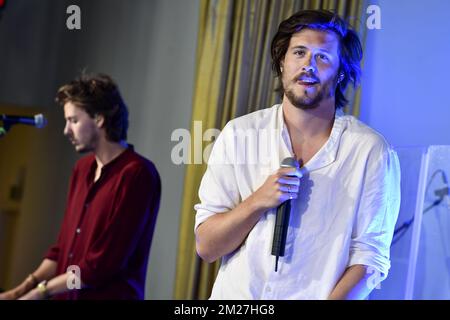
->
174, 0, 366, 300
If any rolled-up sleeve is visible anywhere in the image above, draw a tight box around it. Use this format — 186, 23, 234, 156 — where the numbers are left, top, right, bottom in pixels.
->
194, 124, 241, 232
348, 144, 401, 279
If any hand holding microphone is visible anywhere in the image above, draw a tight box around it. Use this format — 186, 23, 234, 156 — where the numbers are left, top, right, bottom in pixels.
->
271, 157, 301, 272
249, 157, 302, 271
250, 159, 301, 211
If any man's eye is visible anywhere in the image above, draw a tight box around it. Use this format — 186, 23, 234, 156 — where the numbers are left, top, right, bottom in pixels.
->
317, 54, 329, 61
294, 50, 305, 57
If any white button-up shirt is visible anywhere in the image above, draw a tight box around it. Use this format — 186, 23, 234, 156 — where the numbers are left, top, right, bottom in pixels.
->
194, 104, 401, 299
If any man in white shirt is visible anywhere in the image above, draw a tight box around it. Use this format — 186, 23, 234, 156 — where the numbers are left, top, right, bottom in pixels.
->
194, 10, 401, 300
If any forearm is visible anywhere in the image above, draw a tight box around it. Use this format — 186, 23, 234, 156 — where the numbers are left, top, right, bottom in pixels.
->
0, 259, 57, 300
19, 272, 85, 300
32, 259, 58, 282
195, 195, 268, 263
328, 264, 375, 300
46, 272, 84, 298
196, 166, 301, 263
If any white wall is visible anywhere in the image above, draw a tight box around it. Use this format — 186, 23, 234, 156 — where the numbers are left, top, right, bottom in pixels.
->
361, 0, 450, 299
360, 0, 450, 147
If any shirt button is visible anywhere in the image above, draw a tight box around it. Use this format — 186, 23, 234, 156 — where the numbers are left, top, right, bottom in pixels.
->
68, 253, 73, 259
76, 228, 81, 234
84, 203, 89, 209
266, 286, 271, 292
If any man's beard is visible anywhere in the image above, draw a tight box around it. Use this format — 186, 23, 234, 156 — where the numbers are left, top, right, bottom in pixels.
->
282, 75, 337, 110
71, 133, 98, 154
76, 144, 94, 154
284, 86, 325, 110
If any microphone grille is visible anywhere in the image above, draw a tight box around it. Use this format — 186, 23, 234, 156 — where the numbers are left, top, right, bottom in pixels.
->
34, 114, 48, 129
280, 157, 298, 168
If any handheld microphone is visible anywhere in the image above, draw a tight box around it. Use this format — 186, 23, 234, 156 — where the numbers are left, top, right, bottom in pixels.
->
271, 157, 300, 272
1, 114, 47, 131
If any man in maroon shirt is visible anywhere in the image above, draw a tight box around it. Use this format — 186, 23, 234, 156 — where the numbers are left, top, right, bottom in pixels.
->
0, 73, 161, 300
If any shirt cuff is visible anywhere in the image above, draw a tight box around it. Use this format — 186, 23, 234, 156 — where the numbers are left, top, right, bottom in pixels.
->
348, 248, 390, 281
194, 206, 218, 233
44, 246, 59, 261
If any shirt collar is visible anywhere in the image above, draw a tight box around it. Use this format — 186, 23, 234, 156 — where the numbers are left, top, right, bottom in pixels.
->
86, 144, 135, 183
102, 144, 134, 170
278, 104, 346, 172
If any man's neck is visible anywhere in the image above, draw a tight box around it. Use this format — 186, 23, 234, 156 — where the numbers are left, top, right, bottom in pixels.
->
94, 139, 128, 169
282, 97, 335, 141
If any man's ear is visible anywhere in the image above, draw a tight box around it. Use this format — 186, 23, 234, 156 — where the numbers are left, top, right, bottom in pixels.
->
94, 114, 104, 128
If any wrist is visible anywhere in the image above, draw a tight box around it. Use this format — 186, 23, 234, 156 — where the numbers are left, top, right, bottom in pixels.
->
17, 274, 38, 297
246, 193, 269, 214
27, 273, 38, 288
37, 280, 50, 299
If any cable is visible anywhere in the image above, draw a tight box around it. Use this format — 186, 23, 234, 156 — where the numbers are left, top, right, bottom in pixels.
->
391, 198, 442, 245
392, 169, 448, 246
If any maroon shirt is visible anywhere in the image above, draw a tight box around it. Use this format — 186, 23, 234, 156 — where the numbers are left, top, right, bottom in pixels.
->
45, 146, 161, 300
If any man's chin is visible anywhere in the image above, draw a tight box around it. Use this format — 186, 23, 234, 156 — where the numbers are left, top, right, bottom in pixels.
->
286, 92, 321, 110
74, 145, 91, 154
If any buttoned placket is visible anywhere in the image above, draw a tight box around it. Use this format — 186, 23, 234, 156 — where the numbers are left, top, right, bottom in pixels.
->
67, 175, 98, 263
261, 106, 298, 299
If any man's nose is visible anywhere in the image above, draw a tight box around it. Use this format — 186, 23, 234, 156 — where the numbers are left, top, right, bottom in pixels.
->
302, 53, 316, 73
63, 123, 70, 136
